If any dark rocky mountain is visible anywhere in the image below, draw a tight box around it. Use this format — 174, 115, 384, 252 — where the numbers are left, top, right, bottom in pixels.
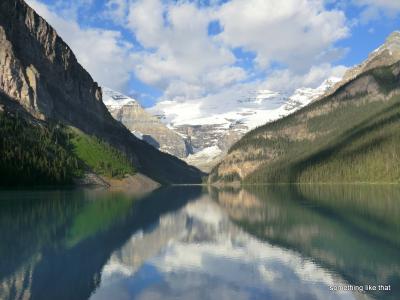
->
210, 32, 400, 184
0, 0, 203, 184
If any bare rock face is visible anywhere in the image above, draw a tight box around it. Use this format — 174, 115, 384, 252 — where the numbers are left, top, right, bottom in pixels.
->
349, 31, 400, 75
103, 88, 189, 159
326, 31, 400, 98
173, 123, 245, 172
0, 0, 109, 128
0, 0, 203, 184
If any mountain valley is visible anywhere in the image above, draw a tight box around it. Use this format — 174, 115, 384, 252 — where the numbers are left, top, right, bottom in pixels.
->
1, 0, 400, 187
105, 78, 341, 172
1, 1, 400, 300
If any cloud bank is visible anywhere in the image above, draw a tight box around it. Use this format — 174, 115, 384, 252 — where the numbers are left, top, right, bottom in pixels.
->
25, 0, 355, 104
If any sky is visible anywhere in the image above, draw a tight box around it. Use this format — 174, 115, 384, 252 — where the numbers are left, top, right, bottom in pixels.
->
25, 0, 400, 107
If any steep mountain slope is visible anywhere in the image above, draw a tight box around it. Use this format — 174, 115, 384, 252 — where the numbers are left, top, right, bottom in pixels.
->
103, 88, 189, 158
325, 31, 400, 99
150, 78, 340, 171
210, 33, 400, 184
0, 0, 203, 184
0, 91, 139, 187
0, 101, 81, 186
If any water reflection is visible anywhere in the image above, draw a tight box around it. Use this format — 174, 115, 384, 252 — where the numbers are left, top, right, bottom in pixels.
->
0, 185, 398, 300
0, 187, 202, 300
93, 195, 368, 300
211, 185, 400, 300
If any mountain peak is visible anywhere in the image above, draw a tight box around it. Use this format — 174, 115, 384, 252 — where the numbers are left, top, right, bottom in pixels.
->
386, 31, 400, 44
372, 31, 400, 56
326, 31, 400, 97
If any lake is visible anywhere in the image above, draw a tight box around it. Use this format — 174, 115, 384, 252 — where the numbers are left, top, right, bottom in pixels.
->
0, 185, 399, 300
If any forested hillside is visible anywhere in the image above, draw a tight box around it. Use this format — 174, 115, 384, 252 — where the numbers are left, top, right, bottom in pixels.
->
0, 110, 135, 187
210, 62, 400, 184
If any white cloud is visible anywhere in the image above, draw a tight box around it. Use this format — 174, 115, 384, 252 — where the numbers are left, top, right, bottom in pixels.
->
121, 0, 349, 100
127, 0, 165, 48
126, 0, 244, 99
164, 80, 205, 101
217, 0, 349, 72
264, 63, 348, 93
27, 0, 351, 104
354, 0, 400, 22
25, 0, 135, 92
204, 67, 247, 88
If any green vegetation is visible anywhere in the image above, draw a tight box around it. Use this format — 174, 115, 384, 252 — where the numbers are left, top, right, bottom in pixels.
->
0, 189, 137, 282
0, 112, 80, 186
370, 67, 399, 93
66, 193, 134, 247
69, 128, 135, 179
0, 111, 135, 187
213, 63, 400, 184
248, 95, 400, 183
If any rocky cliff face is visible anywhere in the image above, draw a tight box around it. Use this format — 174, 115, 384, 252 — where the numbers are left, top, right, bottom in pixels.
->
345, 31, 400, 79
0, 0, 108, 128
324, 31, 400, 99
0, 0, 203, 184
103, 88, 189, 159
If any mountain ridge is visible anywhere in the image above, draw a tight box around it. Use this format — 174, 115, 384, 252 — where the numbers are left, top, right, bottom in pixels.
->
103, 87, 190, 159
148, 77, 341, 171
0, 0, 203, 185
322, 31, 400, 100
210, 33, 400, 184
102, 81, 342, 173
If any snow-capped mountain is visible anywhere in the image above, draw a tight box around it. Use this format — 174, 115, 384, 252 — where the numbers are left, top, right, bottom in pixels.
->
103, 87, 137, 109
148, 77, 341, 171
102, 88, 189, 158
103, 32, 400, 172
102, 77, 340, 172
150, 77, 340, 131
102, 31, 400, 172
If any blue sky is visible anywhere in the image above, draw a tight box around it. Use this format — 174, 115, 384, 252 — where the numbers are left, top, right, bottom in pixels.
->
26, 0, 400, 107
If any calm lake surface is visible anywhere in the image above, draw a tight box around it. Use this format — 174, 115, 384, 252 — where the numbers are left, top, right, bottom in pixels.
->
0, 185, 399, 300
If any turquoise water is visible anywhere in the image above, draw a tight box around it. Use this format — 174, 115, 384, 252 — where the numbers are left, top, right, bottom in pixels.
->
0, 185, 398, 300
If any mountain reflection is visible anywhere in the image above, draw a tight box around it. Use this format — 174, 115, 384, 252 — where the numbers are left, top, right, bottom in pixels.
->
0, 185, 398, 300
211, 185, 400, 300
0, 187, 202, 300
